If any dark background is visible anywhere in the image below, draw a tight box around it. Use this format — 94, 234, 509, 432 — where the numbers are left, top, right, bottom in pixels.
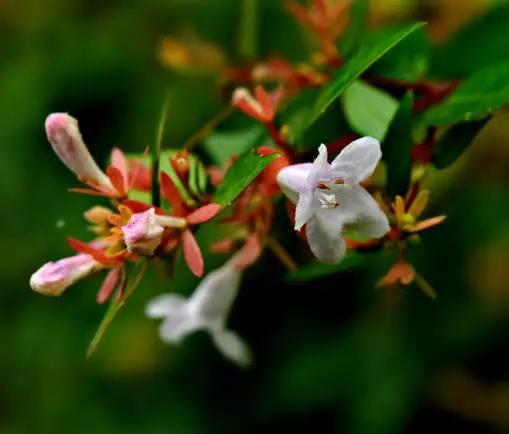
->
2, 0, 509, 433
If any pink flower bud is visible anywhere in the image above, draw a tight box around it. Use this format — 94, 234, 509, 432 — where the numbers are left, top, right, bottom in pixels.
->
30, 254, 102, 296
121, 208, 165, 256
45, 113, 113, 190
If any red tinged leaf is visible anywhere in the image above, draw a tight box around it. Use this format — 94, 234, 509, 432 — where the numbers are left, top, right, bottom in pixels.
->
68, 187, 117, 197
106, 166, 126, 197
67, 238, 122, 266
186, 203, 221, 225
110, 148, 129, 190
160, 171, 186, 216
96, 267, 121, 304
181, 229, 204, 277
122, 199, 151, 213
232, 234, 262, 269
129, 161, 151, 190
255, 85, 273, 117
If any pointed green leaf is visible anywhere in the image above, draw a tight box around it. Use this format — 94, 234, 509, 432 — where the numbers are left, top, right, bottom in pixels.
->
382, 92, 414, 199
421, 61, 509, 126
307, 22, 425, 129
213, 149, 279, 208
432, 118, 490, 169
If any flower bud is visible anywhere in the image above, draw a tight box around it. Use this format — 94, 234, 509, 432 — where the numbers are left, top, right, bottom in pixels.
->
121, 208, 165, 256
30, 254, 101, 296
45, 113, 113, 190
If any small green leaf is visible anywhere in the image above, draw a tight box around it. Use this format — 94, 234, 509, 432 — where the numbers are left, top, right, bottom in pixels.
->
213, 149, 279, 208
431, 3, 509, 79
369, 26, 429, 81
432, 118, 490, 169
307, 22, 425, 128
286, 252, 375, 282
382, 92, 414, 199
342, 80, 398, 141
421, 61, 509, 127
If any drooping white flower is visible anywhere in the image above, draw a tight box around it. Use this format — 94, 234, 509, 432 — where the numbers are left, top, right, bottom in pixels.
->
30, 253, 103, 296
146, 235, 261, 366
146, 259, 250, 366
277, 137, 390, 263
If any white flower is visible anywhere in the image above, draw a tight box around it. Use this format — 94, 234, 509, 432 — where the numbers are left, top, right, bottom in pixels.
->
277, 137, 390, 263
146, 259, 251, 367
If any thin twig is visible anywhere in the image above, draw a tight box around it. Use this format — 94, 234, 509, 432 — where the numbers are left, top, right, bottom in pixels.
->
183, 105, 234, 151
152, 96, 171, 208
265, 236, 298, 271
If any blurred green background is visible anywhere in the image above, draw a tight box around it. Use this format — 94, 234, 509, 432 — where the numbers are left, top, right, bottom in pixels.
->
2, 0, 509, 433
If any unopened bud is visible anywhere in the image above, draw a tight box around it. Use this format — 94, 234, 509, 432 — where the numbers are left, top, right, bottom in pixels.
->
45, 113, 113, 190
30, 254, 102, 296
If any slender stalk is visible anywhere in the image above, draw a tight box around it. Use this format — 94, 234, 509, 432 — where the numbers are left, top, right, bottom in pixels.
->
265, 236, 298, 271
183, 105, 234, 151
152, 97, 171, 208
86, 259, 148, 358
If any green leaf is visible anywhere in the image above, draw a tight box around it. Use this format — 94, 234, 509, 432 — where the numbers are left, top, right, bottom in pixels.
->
382, 92, 414, 199
213, 149, 279, 208
432, 118, 490, 169
307, 22, 425, 129
281, 88, 350, 151
421, 61, 509, 126
286, 252, 375, 282
430, 3, 509, 79
342, 80, 398, 141
338, 0, 370, 58
86, 259, 148, 358
368, 26, 429, 81
203, 124, 266, 165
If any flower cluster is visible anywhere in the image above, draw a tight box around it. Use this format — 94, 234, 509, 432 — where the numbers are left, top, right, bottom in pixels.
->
31, 0, 470, 365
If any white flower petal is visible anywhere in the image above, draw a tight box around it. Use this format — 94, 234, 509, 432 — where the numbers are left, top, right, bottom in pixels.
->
307, 143, 330, 186
294, 188, 314, 230
306, 214, 346, 264
347, 186, 390, 238
188, 261, 242, 325
330, 136, 381, 183
145, 293, 188, 318
276, 163, 313, 202
212, 329, 252, 367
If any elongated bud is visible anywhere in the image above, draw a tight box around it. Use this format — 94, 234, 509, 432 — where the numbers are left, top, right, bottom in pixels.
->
122, 208, 165, 256
45, 113, 113, 190
30, 254, 102, 296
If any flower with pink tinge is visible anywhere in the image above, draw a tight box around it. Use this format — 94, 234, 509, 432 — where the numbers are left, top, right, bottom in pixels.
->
30, 253, 102, 296
277, 137, 390, 263
45, 113, 114, 191
122, 208, 188, 256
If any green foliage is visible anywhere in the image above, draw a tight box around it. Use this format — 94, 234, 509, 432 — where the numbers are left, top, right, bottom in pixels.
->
368, 26, 430, 82
342, 80, 398, 141
338, 0, 370, 58
282, 87, 350, 150
213, 149, 279, 207
431, 2, 509, 78
286, 252, 379, 282
382, 92, 414, 198
307, 22, 425, 129
203, 124, 266, 164
432, 118, 490, 169
421, 60, 509, 126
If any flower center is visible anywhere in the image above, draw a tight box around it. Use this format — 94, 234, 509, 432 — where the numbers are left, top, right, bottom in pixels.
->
318, 192, 340, 209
